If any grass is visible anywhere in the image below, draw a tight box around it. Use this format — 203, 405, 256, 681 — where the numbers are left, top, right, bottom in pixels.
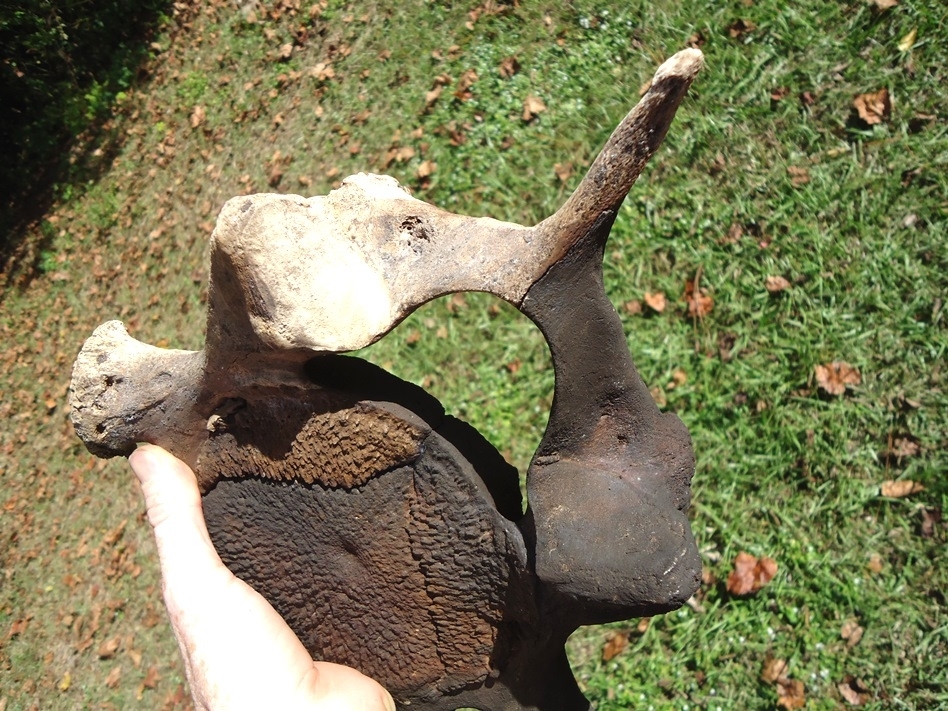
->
1, 0, 946, 708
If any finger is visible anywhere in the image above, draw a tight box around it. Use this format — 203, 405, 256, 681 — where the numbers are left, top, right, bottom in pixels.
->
128, 443, 222, 575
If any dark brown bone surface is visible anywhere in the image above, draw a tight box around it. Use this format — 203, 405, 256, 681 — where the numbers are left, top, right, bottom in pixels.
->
70, 50, 703, 710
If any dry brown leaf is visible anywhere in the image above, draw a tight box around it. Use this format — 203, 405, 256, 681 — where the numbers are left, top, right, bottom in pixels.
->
601, 631, 629, 662
97, 636, 121, 659
838, 677, 871, 705
765, 275, 791, 293
871, 0, 898, 9
728, 18, 757, 38
190, 105, 206, 129
777, 678, 806, 709
454, 68, 478, 101
684, 278, 713, 318
310, 62, 334, 82
761, 656, 789, 684
649, 385, 667, 408
128, 648, 143, 668
815, 361, 861, 395
889, 435, 920, 459
721, 223, 743, 245
853, 88, 891, 125
395, 146, 415, 162
554, 162, 573, 183
669, 368, 688, 389
278, 43, 293, 60
416, 160, 436, 179
880, 479, 925, 498
425, 85, 442, 108
918, 507, 942, 538
623, 299, 643, 316
726, 551, 778, 596
841, 619, 864, 648
105, 665, 122, 689
58, 672, 71, 692
867, 553, 884, 574
787, 165, 810, 187
522, 95, 546, 121
644, 291, 666, 313
636, 617, 650, 633
499, 56, 520, 78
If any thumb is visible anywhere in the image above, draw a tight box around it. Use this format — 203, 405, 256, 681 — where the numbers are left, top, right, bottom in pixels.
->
128, 443, 222, 576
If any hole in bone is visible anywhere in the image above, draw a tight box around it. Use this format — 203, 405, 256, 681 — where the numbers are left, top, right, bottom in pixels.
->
104, 375, 119, 387
398, 215, 430, 253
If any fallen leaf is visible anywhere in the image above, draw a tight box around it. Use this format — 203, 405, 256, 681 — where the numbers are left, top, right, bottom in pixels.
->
190, 105, 206, 129
766, 275, 791, 293
787, 165, 810, 187
898, 27, 917, 52
815, 361, 861, 395
601, 631, 629, 662
771, 86, 791, 103
668, 368, 688, 389
522, 95, 546, 122
853, 89, 891, 125
838, 676, 871, 705
59, 671, 71, 692
310, 62, 334, 81
867, 553, 884, 574
278, 43, 293, 60
425, 85, 442, 109
684, 277, 713, 318
728, 18, 756, 39
883, 434, 921, 462
726, 551, 777, 596
554, 162, 573, 183
143, 665, 159, 688
721, 223, 743, 245
416, 160, 436, 179
880, 479, 924, 498
919, 507, 942, 539
644, 291, 666, 313
762, 657, 788, 684
454, 68, 478, 101
649, 385, 667, 408
841, 619, 864, 648
97, 636, 121, 659
105, 665, 122, 688
636, 617, 650, 634
777, 678, 806, 709
395, 146, 416, 163
871, 0, 898, 8
499, 56, 520, 78
623, 299, 643, 315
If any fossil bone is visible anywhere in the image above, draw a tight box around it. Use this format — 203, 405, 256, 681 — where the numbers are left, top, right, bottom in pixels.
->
71, 49, 703, 710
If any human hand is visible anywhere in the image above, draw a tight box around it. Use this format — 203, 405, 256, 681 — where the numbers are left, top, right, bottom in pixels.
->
128, 444, 396, 711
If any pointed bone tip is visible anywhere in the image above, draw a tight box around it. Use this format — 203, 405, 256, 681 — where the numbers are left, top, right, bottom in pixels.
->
653, 48, 704, 84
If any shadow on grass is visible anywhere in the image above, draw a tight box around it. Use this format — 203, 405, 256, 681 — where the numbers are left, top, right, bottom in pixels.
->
0, 0, 174, 291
